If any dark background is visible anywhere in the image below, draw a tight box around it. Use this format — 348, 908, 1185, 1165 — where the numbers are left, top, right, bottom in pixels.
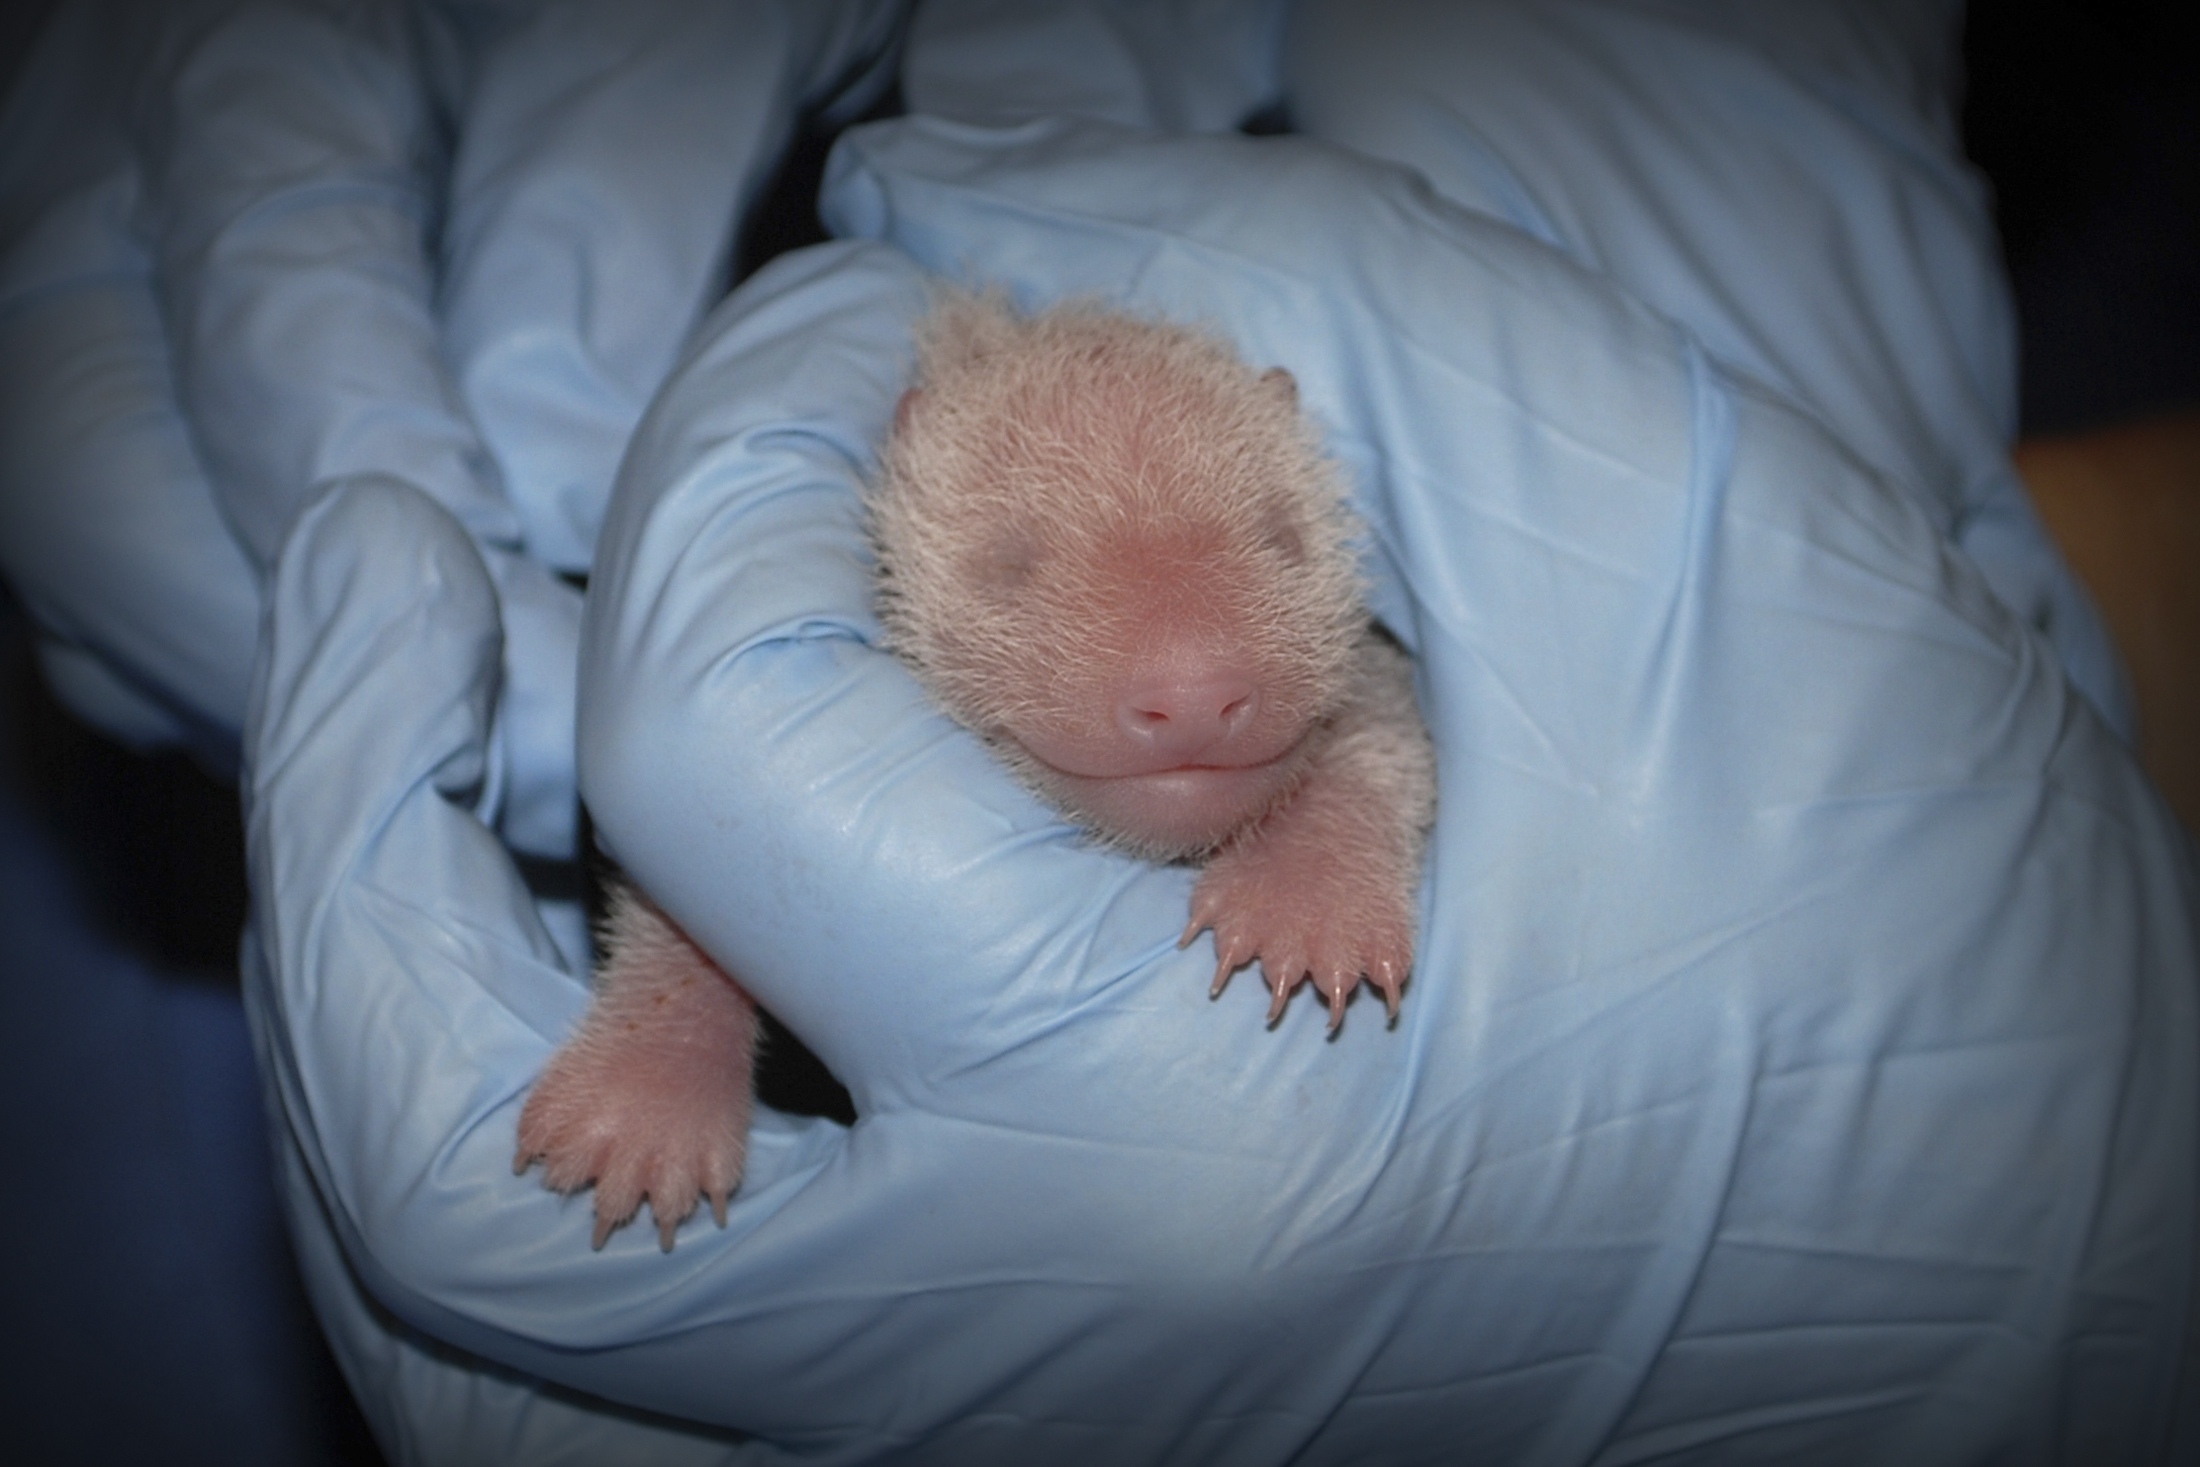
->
1, 3, 2193, 1463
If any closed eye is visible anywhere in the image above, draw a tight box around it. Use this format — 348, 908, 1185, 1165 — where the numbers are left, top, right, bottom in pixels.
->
1261, 509, 1307, 565
973, 533, 1043, 592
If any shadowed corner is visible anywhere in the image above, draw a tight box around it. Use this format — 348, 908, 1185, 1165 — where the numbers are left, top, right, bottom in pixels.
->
2018, 413, 2200, 832
1965, 0, 2200, 836
0, 587, 389, 1466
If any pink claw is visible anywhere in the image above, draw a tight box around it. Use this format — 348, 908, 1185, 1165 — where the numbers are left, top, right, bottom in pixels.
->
1375, 962, 1404, 1021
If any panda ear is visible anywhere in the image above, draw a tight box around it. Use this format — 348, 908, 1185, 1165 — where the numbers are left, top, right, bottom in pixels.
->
1259, 367, 1297, 407
895, 388, 923, 432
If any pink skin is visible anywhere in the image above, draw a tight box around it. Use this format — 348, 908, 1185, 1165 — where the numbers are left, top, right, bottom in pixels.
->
520, 299, 1434, 1248
515, 883, 757, 1250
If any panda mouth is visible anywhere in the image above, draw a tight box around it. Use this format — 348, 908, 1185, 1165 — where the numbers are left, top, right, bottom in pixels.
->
1027, 745, 1315, 859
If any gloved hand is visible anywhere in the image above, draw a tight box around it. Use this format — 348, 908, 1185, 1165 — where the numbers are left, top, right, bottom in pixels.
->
241, 108, 2197, 1461
1276, 0, 2136, 740
0, 0, 905, 852
0, 2, 257, 763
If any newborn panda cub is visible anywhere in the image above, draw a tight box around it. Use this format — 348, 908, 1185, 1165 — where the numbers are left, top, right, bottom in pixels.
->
518, 294, 1437, 1249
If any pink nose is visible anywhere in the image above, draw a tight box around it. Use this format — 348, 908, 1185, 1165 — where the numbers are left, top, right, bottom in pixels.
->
1116, 671, 1260, 763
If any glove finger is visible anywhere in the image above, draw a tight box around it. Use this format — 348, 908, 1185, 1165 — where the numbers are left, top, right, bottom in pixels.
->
441, 0, 908, 573
0, 170, 258, 753
244, 477, 586, 1315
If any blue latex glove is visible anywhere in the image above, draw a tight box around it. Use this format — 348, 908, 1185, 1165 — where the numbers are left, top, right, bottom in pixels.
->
242, 105, 2197, 1465
0, 2, 257, 762
903, 0, 1288, 134
0, 0, 904, 853
1277, 0, 2135, 741
439, 0, 904, 577
245, 478, 761, 1465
